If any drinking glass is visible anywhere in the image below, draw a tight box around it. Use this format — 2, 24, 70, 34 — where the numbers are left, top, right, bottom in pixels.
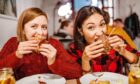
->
129, 64, 140, 84
0, 68, 15, 84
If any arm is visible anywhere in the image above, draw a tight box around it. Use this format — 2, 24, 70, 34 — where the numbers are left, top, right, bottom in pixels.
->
0, 37, 21, 68
0, 37, 38, 68
81, 40, 104, 74
82, 53, 92, 74
67, 42, 93, 74
109, 35, 139, 63
48, 39, 82, 79
119, 47, 138, 63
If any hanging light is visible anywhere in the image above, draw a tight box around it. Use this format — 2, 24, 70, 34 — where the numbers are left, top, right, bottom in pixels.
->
58, 2, 72, 18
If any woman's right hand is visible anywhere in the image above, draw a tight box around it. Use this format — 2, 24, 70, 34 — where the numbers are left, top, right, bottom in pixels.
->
16, 40, 38, 58
82, 40, 104, 62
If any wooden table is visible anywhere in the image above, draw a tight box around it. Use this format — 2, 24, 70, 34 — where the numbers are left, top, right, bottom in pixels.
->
66, 79, 80, 84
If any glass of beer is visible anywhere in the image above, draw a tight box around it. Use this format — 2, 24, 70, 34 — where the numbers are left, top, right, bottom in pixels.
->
0, 68, 15, 84
129, 64, 140, 84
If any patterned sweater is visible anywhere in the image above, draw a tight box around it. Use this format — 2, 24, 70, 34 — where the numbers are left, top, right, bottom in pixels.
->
68, 42, 139, 75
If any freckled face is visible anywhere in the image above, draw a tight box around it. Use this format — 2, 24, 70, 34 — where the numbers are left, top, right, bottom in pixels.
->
24, 15, 48, 40
80, 13, 106, 44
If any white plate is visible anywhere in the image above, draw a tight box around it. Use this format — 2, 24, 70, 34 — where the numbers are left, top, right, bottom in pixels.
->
16, 73, 66, 84
80, 72, 128, 84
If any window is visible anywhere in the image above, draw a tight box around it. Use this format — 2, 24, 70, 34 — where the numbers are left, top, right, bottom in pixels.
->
92, 0, 114, 24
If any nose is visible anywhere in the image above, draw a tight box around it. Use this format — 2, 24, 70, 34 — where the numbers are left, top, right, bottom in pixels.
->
95, 29, 104, 36
36, 27, 44, 36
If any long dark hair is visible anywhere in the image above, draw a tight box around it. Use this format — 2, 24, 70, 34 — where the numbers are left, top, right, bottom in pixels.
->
74, 6, 105, 51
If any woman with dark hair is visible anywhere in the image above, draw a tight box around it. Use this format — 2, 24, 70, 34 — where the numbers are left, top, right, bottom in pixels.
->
68, 6, 139, 74
0, 7, 82, 80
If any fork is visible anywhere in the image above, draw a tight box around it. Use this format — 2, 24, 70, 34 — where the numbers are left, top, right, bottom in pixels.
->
91, 72, 104, 82
92, 72, 104, 77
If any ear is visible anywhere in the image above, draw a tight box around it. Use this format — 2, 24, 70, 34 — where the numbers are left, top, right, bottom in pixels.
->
78, 28, 83, 36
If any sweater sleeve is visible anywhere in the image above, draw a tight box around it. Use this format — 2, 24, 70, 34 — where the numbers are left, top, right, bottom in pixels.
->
0, 37, 21, 68
48, 38, 82, 79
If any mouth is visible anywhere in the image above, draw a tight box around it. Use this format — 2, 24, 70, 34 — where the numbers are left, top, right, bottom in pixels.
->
34, 34, 46, 41
33, 34, 48, 53
94, 35, 101, 42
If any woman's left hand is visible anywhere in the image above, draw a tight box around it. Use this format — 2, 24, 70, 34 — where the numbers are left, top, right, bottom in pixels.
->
108, 35, 126, 54
39, 43, 57, 65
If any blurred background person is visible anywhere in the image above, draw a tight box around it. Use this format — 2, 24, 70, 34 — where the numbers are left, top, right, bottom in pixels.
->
134, 34, 140, 52
113, 18, 135, 40
103, 10, 136, 50
53, 19, 74, 49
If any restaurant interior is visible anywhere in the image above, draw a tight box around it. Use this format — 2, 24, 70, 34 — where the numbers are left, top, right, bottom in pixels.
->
0, 0, 140, 84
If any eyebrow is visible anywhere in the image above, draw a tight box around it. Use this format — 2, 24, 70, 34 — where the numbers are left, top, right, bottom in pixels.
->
86, 19, 105, 26
30, 23, 48, 25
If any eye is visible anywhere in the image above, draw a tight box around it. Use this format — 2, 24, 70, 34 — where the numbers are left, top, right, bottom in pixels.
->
42, 25, 48, 30
88, 26, 95, 30
31, 24, 38, 29
100, 22, 106, 27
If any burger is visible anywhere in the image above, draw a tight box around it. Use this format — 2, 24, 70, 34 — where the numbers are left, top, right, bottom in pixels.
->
33, 34, 48, 53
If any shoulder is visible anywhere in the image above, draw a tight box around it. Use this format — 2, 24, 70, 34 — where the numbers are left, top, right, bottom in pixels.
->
49, 37, 63, 47
1, 37, 18, 50
5, 37, 18, 44
8, 37, 17, 41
